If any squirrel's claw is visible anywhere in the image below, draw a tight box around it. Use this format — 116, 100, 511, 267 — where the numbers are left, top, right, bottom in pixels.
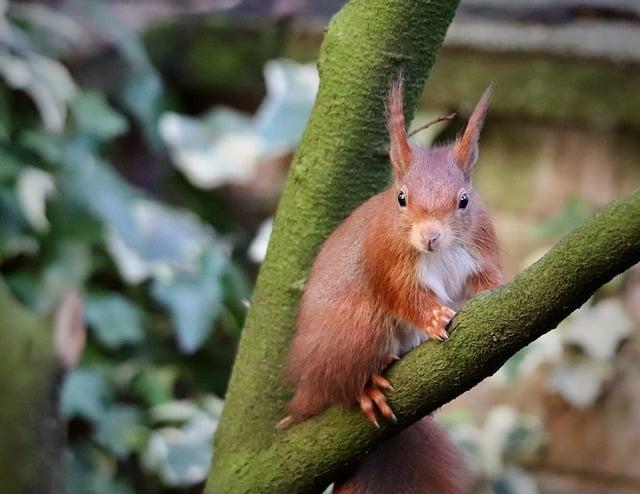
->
276, 415, 294, 430
372, 374, 395, 392
368, 386, 397, 423
423, 306, 456, 341
359, 374, 398, 427
359, 393, 380, 428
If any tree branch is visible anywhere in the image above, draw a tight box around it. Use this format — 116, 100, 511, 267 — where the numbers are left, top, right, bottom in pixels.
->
0, 279, 57, 492
207, 0, 640, 492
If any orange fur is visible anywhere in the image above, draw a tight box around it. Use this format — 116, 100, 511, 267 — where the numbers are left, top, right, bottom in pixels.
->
387, 77, 413, 178
283, 80, 501, 492
334, 417, 471, 494
454, 85, 493, 177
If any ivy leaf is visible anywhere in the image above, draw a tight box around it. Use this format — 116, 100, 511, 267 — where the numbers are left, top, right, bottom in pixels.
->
132, 366, 178, 407
149, 400, 202, 424
151, 251, 225, 353
65, 444, 135, 494
0, 50, 76, 133
0, 188, 37, 259
159, 108, 260, 188
248, 217, 273, 264
60, 368, 112, 422
15, 166, 56, 232
560, 298, 634, 360
253, 58, 319, 152
143, 399, 222, 487
160, 59, 318, 189
85, 293, 144, 349
143, 416, 215, 487
94, 405, 147, 458
121, 72, 164, 149
28, 240, 92, 314
548, 358, 612, 409
71, 90, 128, 142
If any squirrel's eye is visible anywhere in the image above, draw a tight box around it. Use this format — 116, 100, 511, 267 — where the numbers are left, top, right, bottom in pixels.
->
458, 192, 469, 209
397, 190, 407, 207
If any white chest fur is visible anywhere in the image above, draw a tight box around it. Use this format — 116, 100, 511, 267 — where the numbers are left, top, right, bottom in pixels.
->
418, 245, 478, 310
388, 246, 478, 355
387, 245, 479, 358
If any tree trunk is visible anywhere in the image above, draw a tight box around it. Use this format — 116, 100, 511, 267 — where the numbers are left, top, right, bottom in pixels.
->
207, 1, 640, 492
0, 279, 59, 493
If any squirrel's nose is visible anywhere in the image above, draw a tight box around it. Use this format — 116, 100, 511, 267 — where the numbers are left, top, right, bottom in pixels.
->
422, 231, 441, 251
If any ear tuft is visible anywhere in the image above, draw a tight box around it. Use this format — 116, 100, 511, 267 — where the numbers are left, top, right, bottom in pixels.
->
454, 84, 493, 177
386, 76, 413, 179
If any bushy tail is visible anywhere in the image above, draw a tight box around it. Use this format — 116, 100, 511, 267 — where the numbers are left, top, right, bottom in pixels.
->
334, 417, 470, 494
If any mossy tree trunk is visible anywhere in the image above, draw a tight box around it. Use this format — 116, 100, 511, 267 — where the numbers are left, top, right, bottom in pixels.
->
207, 1, 640, 493
0, 279, 59, 493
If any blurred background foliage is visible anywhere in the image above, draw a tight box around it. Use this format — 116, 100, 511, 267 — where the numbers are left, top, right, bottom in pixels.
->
0, 1, 639, 493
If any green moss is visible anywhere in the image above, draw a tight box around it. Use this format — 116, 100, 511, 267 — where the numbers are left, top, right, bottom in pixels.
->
0, 279, 55, 492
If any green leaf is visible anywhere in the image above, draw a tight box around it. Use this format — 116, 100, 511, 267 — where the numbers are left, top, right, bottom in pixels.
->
65, 444, 135, 494
105, 199, 216, 284
32, 240, 92, 314
159, 108, 258, 188
560, 298, 634, 360
132, 366, 178, 407
71, 90, 128, 142
0, 188, 37, 259
94, 405, 147, 458
548, 358, 612, 409
148, 400, 202, 425
160, 59, 318, 189
61, 154, 139, 243
254, 59, 318, 151
121, 72, 164, 149
60, 368, 112, 422
85, 293, 145, 349
143, 413, 217, 487
0, 49, 76, 132
0, 147, 23, 181
18, 129, 67, 165
151, 251, 225, 353
15, 166, 56, 232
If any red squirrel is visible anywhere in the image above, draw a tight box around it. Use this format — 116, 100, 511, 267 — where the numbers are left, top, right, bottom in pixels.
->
281, 78, 502, 493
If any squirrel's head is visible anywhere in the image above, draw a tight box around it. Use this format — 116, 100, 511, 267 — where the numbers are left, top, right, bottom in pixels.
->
386, 78, 492, 254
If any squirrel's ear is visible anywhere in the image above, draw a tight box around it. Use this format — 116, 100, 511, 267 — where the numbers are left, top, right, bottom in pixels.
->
454, 84, 493, 178
386, 77, 413, 179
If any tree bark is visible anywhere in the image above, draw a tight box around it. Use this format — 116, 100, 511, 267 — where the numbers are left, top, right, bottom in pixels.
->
207, 1, 640, 492
0, 279, 59, 493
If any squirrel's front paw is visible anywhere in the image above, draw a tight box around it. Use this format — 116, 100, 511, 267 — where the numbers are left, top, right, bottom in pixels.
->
423, 306, 456, 341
